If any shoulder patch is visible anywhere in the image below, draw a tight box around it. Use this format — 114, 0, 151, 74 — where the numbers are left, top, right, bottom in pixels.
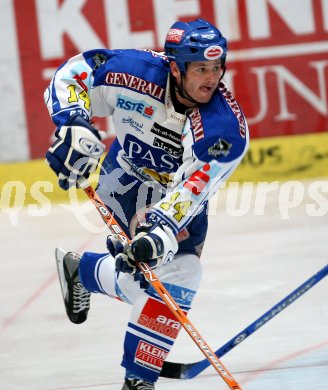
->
208, 138, 232, 157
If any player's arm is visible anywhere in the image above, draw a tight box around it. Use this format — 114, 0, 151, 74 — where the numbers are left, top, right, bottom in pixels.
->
44, 50, 111, 190
109, 127, 248, 276
44, 53, 93, 126
44, 50, 113, 125
146, 109, 250, 236
110, 102, 249, 273
108, 150, 248, 275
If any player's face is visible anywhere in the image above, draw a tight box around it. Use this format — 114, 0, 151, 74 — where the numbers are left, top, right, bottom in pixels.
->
172, 60, 223, 106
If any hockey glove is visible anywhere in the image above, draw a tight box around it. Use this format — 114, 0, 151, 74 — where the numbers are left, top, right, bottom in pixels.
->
46, 114, 106, 190
107, 223, 178, 275
106, 234, 136, 274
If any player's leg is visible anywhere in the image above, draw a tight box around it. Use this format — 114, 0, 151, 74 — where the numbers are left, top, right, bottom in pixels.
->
121, 253, 202, 387
57, 247, 202, 388
78, 251, 148, 303
119, 202, 208, 388
55, 149, 159, 323
56, 247, 161, 324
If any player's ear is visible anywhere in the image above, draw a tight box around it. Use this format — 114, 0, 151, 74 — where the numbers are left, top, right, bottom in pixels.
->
170, 61, 180, 78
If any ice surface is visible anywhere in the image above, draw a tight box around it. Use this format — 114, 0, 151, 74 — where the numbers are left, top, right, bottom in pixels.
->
1, 181, 327, 389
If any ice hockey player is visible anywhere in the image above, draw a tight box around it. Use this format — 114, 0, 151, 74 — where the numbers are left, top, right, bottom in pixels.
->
45, 18, 249, 390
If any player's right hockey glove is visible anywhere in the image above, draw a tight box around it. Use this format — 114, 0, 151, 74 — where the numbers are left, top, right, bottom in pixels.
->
107, 223, 178, 275
46, 114, 106, 190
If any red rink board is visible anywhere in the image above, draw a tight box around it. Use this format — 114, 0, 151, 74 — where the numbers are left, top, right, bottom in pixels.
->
12, 0, 328, 158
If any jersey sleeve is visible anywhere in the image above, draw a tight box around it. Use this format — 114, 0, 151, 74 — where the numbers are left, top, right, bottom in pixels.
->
44, 49, 114, 127
146, 82, 249, 235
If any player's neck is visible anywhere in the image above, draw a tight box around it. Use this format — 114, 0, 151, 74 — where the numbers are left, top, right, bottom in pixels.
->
170, 74, 196, 112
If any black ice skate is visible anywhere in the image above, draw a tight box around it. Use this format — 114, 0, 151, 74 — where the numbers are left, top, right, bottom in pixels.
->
55, 248, 90, 324
122, 378, 155, 390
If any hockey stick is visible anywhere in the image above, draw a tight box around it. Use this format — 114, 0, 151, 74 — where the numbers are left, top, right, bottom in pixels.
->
81, 183, 242, 389
160, 263, 328, 379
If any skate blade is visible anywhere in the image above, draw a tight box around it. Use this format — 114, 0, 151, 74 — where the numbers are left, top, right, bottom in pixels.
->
55, 247, 68, 306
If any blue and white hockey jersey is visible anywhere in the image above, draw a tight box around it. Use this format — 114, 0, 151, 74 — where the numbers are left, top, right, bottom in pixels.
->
45, 48, 249, 236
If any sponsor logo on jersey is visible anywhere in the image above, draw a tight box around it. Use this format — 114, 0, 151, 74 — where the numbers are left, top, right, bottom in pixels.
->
181, 289, 195, 303
117, 96, 156, 119
183, 162, 222, 198
73, 72, 89, 91
204, 45, 224, 60
135, 340, 168, 371
220, 83, 247, 138
106, 72, 164, 100
189, 108, 204, 142
123, 134, 179, 171
166, 28, 185, 43
150, 122, 181, 145
92, 53, 107, 70
121, 117, 144, 133
184, 163, 211, 196
208, 138, 232, 157
153, 137, 183, 157
138, 298, 182, 340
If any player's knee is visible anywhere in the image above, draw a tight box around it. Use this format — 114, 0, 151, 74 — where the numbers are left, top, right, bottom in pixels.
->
176, 253, 202, 289
80, 252, 117, 295
147, 253, 202, 310
157, 253, 202, 290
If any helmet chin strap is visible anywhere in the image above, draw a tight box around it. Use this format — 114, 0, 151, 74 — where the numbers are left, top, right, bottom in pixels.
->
175, 75, 200, 106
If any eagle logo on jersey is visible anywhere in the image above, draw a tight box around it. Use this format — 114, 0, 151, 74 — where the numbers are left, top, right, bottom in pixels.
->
208, 138, 231, 157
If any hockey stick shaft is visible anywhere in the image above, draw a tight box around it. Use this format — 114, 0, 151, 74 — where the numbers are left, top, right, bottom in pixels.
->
160, 263, 328, 379
82, 184, 242, 389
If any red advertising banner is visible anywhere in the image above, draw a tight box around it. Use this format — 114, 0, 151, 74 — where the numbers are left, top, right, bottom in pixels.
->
12, 0, 328, 159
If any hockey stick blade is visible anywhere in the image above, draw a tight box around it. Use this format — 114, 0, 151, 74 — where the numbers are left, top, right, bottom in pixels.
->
160, 263, 328, 379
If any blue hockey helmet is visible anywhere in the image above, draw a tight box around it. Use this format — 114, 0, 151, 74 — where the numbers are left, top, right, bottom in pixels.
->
164, 18, 227, 74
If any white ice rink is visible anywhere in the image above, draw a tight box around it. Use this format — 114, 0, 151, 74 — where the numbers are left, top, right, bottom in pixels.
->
1, 180, 327, 389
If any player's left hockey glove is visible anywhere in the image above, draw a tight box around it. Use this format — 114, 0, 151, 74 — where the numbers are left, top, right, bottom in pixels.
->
46, 114, 106, 190
107, 223, 178, 275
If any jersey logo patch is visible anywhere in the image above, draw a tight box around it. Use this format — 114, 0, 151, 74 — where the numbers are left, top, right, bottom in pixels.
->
208, 138, 232, 157
150, 122, 181, 145
92, 53, 107, 70
153, 137, 183, 157
166, 28, 185, 43
121, 117, 144, 133
106, 72, 164, 100
117, 96, 156, 119
138, 298, 182, 340
189, 108, 204, 142
135, 340, 168, 371
123, 134, 180, 172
